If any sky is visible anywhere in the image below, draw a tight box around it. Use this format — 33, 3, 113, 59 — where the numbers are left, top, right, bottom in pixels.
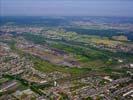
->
0, 0, 133, 17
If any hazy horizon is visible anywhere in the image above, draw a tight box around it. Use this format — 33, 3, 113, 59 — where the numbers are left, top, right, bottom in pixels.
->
0, 0, 133, 17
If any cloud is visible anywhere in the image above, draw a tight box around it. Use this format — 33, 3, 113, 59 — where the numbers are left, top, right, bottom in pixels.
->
0, 0, 133, 17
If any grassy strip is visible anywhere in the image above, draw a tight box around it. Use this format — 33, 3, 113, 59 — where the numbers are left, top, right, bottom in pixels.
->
27, 54, 92, 75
